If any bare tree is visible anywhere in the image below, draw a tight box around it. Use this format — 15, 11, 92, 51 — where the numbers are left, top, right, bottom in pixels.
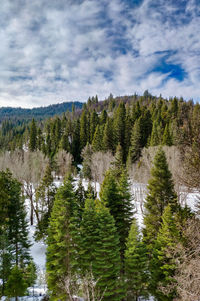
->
62, 271, 106, 301
159, 218, 200, 301
90, 151, 114, 185
0, 150, 48, 224
54, 150, 73, 178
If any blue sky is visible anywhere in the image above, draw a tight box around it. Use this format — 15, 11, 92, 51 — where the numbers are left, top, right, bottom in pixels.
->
0, 0, 200, 108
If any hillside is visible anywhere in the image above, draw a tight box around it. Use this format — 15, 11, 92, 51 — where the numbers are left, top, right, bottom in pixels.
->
0, 101, 83, 122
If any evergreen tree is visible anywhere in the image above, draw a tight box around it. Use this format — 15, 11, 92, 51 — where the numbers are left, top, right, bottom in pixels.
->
0, 170, 34, 296
5, 266, 28, 301
151, 205, 179, 300
143, 148, 178, 248
103, 117, 115, 152
100, 169, 133, 260
82, 143, 93, 181
114, 102, 126, 160
29, 118, 37, 151
90, 110, 99, 143
127, 119, 142, 165
111, 143, 124, 177
162, 123, 173, 146
71, 119, 81, 163
35, 164, 57, 240
150, 119, 163, 146
80, 110, 88, 149
80, 198, 122, 301
125, 220, 149, 301
46, 175, 78, 300
92, 125, 103, 152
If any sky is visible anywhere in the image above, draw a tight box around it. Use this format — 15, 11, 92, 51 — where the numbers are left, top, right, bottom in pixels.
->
0, 0, 200, 108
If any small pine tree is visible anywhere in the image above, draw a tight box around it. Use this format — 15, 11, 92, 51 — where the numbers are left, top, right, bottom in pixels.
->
46, 175, 78, 300
5, 266, 28, 301
162, 123, 173, 146
143, 147, 178, 247
151, 205, 179, 300
127, 119, 142, 165
80, 198, 122, 301
125, 220, 149, 301
29, 118, 37, 152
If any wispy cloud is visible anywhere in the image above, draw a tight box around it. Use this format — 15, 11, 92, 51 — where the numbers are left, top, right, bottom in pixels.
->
0, 0, 200, 107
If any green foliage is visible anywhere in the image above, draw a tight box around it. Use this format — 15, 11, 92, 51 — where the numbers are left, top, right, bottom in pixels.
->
5, 266, 28, 298
29, 118, 37, 151
127, 119, 142, 165
143, 147, 178, 247
100, 168, 133, 260
0, 170, 33, 296
35, 164, 57, 240
80, 198, 122, 301
151, 205, 179, 300
125, 220, 149, 301
46, 175, 78, 300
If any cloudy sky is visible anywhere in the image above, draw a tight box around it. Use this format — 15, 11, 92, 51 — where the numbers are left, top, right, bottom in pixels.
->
0, 0, 200, 108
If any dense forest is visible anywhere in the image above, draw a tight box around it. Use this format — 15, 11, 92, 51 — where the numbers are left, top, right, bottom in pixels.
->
0, 92, 200, 301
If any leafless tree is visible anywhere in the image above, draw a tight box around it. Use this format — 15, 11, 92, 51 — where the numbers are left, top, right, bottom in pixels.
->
54, 150, 73, 178
62, 271, 106, 301
91, 151, 114, 185
0, 150, 48, 224
159, 218, 200, 301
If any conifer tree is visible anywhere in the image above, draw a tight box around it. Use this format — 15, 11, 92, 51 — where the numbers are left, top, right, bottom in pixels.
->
80, 110, 88, 149
0, 170, 34, 296
127, 119, 142, 165
125, 220, 149, 301
111, 143, 124, 177
5, 266, 28, 301
100, 169, 133, 260
92, 125, 103, 152
103, 118, 115, 152
35, 164, 57, 240
90, 110, 99, 143
29, 118, 37, 151
80, 198, 122, 301
151, 205, 179, 300
143, 148, 178, 247
162, 123, 173, 146
46, 175, 78, 300
150, 119, 162, 146
114, 102, 126, 159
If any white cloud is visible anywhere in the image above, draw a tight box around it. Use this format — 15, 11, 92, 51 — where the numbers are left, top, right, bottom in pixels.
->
0, 0, 200, 108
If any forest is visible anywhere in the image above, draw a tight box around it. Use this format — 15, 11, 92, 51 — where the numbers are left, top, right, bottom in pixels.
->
0, 92, 200, 301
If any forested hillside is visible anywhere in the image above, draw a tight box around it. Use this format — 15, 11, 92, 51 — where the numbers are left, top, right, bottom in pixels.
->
0, 101, 83, 122
0, 92, 200, 301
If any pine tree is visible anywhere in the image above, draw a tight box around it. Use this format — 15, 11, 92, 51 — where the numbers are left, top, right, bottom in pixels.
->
100, 169, 133, 260
80, 110, 88, 149
151, 205, 179, 300
29, 118, 37, 151
143, 148, 178, 248
5, 266, 28, 301
127, 119, 142, 165
150, 119, 162, 146
35, 164, 57, 240
82, 143, 93, 181
162, 123, 173, 146
80, 198, 122, 301
114, 102, 126, 159
90, 110, 99, 143
0, 170, 34, 296
125, 220, 149, 301
92, 125, 103, 152
103, 117, 115, 152
46, 175, 78, 300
